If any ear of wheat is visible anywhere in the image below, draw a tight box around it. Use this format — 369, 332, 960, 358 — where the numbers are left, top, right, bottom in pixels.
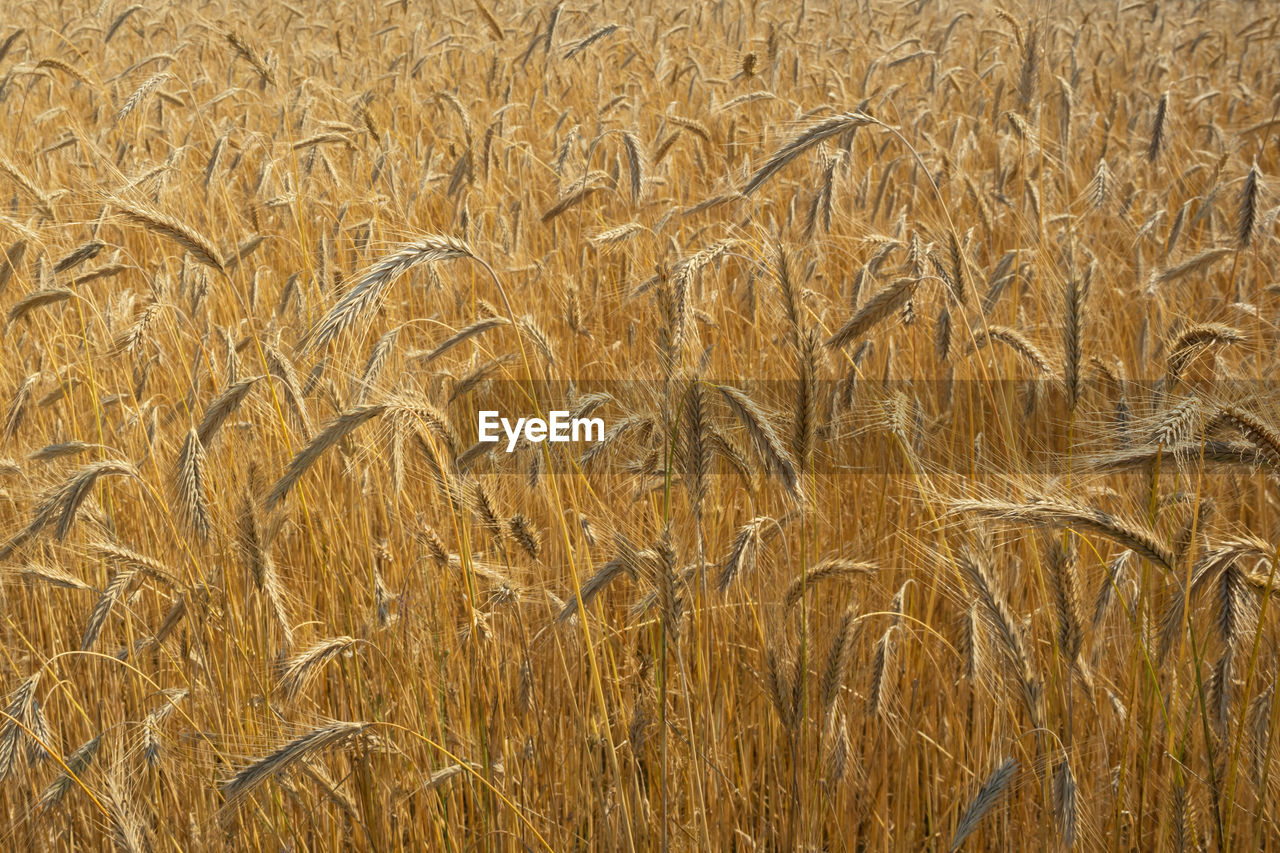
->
108, 197, 225, 273
264, 404, 388, 510
741, 112, 872, 196
219, 721, 370, 813
172, 428, 211, 539
305, 235, 473, 350
716, 384, 800, 499
0, 461, 139, 560
953, 498, 1176, 572
276, 637, 359, 703
950, 757, 1019, 851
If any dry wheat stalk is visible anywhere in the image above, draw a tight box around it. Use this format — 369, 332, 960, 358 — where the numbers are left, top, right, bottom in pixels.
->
969, 326, 1053, 375
53, 240, 103, 274
1086, 441, 1263, 474
507, 514, 540, 559
718, 515, 775, 593
197, 374, 263, 446
1151, 395, 1201, 448
1148, 90, 1169, 162
0, 238, 28, 293
819, 604, 858, 720
2, 372, 39, 441
1152, 247, 1232, 289
1167, 323, 1243, 380
564, 24, 618, 59
621, 132, 644, 202
1047, 537, 1084, 664
1209, 406, 1280, 468
0, 4, 1275, 846
37, 734, 100, 812
950, 757, 1019, 851
108, 197, 225, 273
172, 428, 210, 539
80, 567, 139, 650
953, 498, 1175, 571
264, 404, 388, 510
0, 673, 41, 782
141, 688, 187, 766
90, 541, 176, 584
1053, 757, 1078, 848
353, 327, 399, 405
1238, 161, 1261, 248
276, 637, 359, 703
14, 562, 91, 590
741, 112, 872, 196
72, 262, 127, 287
115, 70, 170, 124
542, 173, 607, 222
716, 385, 800, 499
409, 316, 509, 366
0, 156, 55, 218
471, 0, 504, 40
826, 277, 919, 350
868, 625, 898, 720
1062, 273, 1087, 412
306, 235, 473, 350
1087, 158, 1113, 210
8, 288, 74, 325
219, 721, 370, 812
262, 344, 314, 439
956, 548, 1042, 726
782, 558, 877, 610
225, 29, 273, 84
0, 460, 139, 560
557, 538, 641, 622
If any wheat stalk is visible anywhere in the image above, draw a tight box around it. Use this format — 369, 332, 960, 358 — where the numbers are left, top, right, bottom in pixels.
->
37, 734, 100, 812
409, 316, 509, 366
953, 498, 1176, 572
1238, 161, 1261, 248
197, 375, 264, 446
172, 428, 210, 539
108, 197, 225, 273
1148, 90, 1169, 162
950, 757, 1019, 851
80, 567, 139, 650
826, 277, 919, 350
716, 385, 800, 499
115, 70, 170, 124
264, 404, 388, 510
276, 637, 359, 703
219, 721, 370, 813
740, 112, 872, 196
306, 235, 473, 350
0, 460, 139, 560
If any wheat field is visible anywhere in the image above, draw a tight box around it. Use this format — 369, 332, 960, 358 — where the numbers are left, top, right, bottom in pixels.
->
0, 0, 1278, 849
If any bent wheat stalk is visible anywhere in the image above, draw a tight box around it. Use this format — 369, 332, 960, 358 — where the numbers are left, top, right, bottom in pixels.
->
264, 405, 388, 510
740, 112, 872, 196
276, 637, 360, 703
219, 721, 370, 813
953, 498, 1175, 571
305, 235, 473, 350
950, 757, 1019, 851
0, 461, 139, 560
108, 197, 225, 274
